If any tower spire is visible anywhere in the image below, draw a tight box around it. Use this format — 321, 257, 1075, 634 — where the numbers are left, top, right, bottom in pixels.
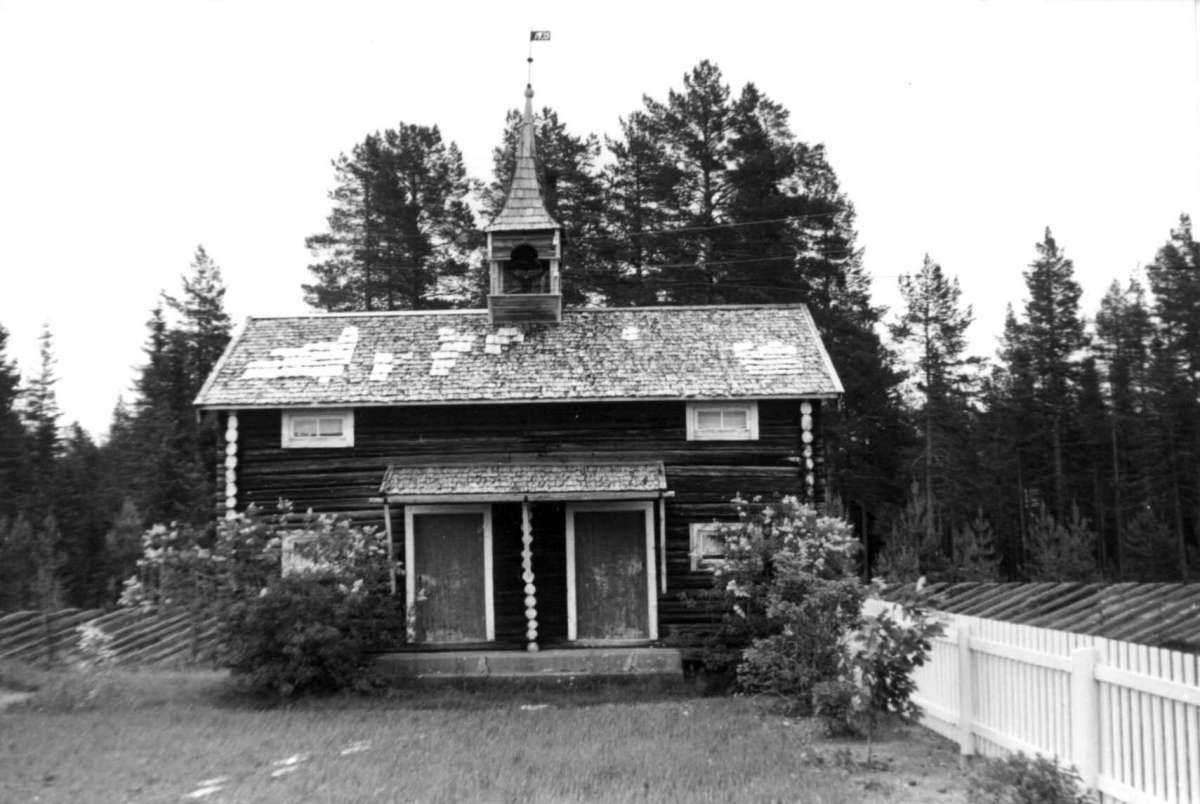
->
486, 83, 558, 232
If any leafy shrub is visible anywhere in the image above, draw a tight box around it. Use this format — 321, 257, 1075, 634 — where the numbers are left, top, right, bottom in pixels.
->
967, 752, 1090, 804
811, 679, 864, 736
813, 596, 943, 737
688, 495, 863, 709
221, 573, 400, 697
122, 504, 404, 697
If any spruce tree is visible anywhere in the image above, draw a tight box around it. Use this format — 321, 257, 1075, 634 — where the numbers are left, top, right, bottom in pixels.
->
23, 325, 60, 517
1001, 229, 1086, 519
891, 255, 980, 547
53, 424, 110, 606
0, 324, 29, 519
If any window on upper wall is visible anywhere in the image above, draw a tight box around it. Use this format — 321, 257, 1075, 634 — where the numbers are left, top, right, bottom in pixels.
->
281, 410, 355, 448
686, 402, 759, 441
689, 522, 728, 571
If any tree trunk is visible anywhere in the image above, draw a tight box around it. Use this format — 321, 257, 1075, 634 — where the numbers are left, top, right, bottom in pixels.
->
1111, 415, 1125, 580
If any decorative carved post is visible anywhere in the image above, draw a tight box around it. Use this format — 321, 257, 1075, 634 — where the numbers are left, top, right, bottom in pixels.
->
521, 501, 538, 652
224, 411, 239, 519
800, 401, 815, 501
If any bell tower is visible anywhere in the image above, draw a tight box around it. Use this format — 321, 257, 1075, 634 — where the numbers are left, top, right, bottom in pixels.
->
485, 84, 562, 325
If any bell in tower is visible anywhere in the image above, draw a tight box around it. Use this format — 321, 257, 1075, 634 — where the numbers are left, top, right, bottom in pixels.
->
485, 84, 562, 325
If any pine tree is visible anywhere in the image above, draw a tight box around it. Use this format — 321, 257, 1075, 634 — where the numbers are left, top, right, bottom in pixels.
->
304, 125, 477, 311
1094, 278, 1154, 577
1121, 509, 1182, 581
892, 255, 980, 546
1023, 503, 1099, 582
951, 509, 1000, 581
600, 111, 679, 306
1143, 214, 1200, 580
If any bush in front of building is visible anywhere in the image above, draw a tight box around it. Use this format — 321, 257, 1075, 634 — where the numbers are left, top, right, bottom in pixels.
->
121, 505, 404, 697
693, 495, 940, 726
692, 496, 863, 708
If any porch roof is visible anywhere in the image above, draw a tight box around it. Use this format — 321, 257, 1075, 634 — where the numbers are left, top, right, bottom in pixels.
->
378, 460, 668, 502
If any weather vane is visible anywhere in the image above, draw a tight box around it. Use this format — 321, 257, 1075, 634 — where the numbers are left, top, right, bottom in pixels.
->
528, 30, 550, 85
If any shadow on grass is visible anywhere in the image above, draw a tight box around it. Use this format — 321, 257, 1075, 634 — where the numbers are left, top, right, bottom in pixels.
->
3, 657, 728, 714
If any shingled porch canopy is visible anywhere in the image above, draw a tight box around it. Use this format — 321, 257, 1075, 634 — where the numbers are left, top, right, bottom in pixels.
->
374, 461, 671, 651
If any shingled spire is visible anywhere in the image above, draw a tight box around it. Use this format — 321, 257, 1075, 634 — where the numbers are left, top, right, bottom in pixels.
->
486, 84, 563, 325
488, 85, 559, 232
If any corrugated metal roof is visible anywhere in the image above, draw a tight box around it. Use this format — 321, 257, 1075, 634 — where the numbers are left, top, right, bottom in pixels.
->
194, 304, 843, 408
380, 461, 667, 500
887, 581, 1200, 653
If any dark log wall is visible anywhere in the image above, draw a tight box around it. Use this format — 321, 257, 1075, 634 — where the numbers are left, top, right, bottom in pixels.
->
225, 399, 824, 642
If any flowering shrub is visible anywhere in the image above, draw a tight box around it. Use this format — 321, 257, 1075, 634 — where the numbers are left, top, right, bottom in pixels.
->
75, 622, 117, 669
121, 503, 404, 697
691, 495, 864, 707
813, 594, 944, 737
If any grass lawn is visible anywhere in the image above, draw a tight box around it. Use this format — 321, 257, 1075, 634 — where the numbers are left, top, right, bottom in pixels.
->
0, 664, 967, 803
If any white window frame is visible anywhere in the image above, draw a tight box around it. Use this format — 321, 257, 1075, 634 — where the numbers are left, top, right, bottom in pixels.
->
686, 401, 759, 441
565, 501, 657, 642
281, 533, 328, 576
689, 522, 728, 571
281, 409, 355, 448
404, 504, 494, 643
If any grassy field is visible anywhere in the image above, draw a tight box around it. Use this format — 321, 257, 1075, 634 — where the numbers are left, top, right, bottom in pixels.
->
0, 664, 967, 803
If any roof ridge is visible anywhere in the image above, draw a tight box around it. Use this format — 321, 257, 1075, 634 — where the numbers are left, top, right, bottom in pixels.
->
247, 303, 813, 322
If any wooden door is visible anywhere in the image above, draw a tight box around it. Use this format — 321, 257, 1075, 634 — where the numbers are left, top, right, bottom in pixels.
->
405, 506, 494, 643
566, 503, 656, 642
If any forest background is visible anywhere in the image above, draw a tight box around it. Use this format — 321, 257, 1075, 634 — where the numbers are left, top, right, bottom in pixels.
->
2, 50, 1199, 609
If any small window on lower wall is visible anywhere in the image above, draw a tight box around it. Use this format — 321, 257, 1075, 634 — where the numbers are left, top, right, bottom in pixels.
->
689, 522, 728, 571
281, 410, 354, 448
686, 402, 758, 440
281, 534, 325, 575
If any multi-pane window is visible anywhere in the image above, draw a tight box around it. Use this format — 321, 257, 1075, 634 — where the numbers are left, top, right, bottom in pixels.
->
689, 522, 728, 571
686, 402, 759, 440
281, 410, 354, 448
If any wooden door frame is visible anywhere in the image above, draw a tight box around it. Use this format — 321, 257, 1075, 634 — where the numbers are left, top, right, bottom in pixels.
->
564, 500, 657, 642
404, 503, 495, 643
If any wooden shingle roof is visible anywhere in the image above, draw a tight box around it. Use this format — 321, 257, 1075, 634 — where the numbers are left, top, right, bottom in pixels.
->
194, 304, 843, 409
379, 460, 667, 502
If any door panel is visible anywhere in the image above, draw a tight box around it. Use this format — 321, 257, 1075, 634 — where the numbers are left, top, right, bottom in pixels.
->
411, 512, 487, 643
572, 509, 649, 641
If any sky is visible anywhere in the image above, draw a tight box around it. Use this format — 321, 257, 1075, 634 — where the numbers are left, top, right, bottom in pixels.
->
1, 0, 1198, 438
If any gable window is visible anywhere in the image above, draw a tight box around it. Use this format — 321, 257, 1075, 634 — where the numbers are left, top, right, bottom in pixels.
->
281, 410, 354, 448
686, 402, 759, 441
689, 522, 728, 571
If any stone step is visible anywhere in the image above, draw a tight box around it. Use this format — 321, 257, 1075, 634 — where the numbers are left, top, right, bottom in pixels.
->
375, 647, 683, 680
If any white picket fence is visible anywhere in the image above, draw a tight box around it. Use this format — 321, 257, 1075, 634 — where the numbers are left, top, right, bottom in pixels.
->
865, 599, 1200, 804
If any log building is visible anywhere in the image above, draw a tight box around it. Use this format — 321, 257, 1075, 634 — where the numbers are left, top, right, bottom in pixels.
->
194, 83, 843, 652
